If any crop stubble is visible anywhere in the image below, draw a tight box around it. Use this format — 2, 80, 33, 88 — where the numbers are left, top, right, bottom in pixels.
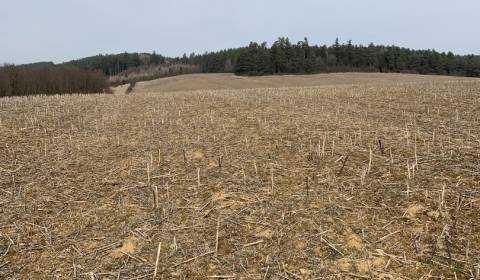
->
0, 77, 479, 279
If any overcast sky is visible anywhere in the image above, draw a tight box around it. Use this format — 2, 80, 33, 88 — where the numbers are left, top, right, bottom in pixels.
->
1, 0, 479, 64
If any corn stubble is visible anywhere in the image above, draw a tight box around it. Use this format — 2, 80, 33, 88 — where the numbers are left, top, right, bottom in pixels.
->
0, 77, 479, 279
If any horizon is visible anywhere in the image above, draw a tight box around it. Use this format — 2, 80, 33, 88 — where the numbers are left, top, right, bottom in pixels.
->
10, 37, 479, 66
1, 0, 479, 64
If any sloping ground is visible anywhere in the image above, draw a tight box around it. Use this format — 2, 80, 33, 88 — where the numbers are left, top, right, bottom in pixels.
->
132, 72, 473, 93
111, 83, 130, 95
1, 75, 480, 279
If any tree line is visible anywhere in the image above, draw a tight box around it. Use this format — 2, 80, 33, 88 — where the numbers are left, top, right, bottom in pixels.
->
187, 38, 480, 77
0, 52, 173, 97
63, 38, 480, 81
68, 52, 201, 85
2, 38, 479, 97
69, 52, 166, 76
0, 63, 107, 97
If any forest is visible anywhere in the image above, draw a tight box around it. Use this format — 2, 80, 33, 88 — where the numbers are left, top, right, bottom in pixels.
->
68, 52, 199, 86
0, 63, 107, 97
67, 38, 480, 79
189, 38, 480, 77
68, 52, 166, 76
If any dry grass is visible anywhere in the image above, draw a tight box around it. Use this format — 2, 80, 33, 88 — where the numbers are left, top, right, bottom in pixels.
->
1, 74, 480, 279
111, 84, 130, 95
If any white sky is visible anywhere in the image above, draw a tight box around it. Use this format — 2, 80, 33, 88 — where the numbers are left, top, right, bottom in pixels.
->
1, 0, 479, 64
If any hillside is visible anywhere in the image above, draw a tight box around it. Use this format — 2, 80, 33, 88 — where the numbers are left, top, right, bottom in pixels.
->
68, 37, 480, 88
126, 72, 474, 94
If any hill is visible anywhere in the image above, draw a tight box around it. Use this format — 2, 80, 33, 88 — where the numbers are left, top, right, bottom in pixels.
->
125, 72, 474, 94
68, 37, 480, 87
2, 37, 480, 97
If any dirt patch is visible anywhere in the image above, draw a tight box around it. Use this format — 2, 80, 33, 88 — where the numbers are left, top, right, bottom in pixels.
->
254, 227, 273, 239
405, 204, 425, 219
345, 233, 363, 251
191, 150, 205, 161
111, 236, 139, 258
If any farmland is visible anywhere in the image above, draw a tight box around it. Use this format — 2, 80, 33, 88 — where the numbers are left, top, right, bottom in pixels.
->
1, 73, 479, 279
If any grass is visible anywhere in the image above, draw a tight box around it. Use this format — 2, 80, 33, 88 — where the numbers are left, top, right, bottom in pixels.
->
0, 74, 479, 279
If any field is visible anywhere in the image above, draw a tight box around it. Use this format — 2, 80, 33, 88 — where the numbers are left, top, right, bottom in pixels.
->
130, 73, 466, 93
1, 73, 480, 279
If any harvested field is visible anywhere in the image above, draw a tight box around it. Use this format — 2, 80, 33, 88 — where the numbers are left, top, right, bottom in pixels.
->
1, 74, 480, 279
131, 73, 472, 93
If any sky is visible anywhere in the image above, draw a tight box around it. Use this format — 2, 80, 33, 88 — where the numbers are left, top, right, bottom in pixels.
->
1, 0, 479, 64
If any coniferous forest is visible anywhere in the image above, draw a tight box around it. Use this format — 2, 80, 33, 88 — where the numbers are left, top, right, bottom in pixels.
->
1, 38, 479, 97
189, 38, 480, 77
63, 38, 480, 78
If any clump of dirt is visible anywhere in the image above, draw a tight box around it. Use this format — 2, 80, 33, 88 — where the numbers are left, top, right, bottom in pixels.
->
190, 150, 205, 161
427, 210, 441, 220
211, 191, 228, 201
111, 236, 139, 258
345, 233, 363, 251
254, 227, 273, 239
405, 204, 425, 218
